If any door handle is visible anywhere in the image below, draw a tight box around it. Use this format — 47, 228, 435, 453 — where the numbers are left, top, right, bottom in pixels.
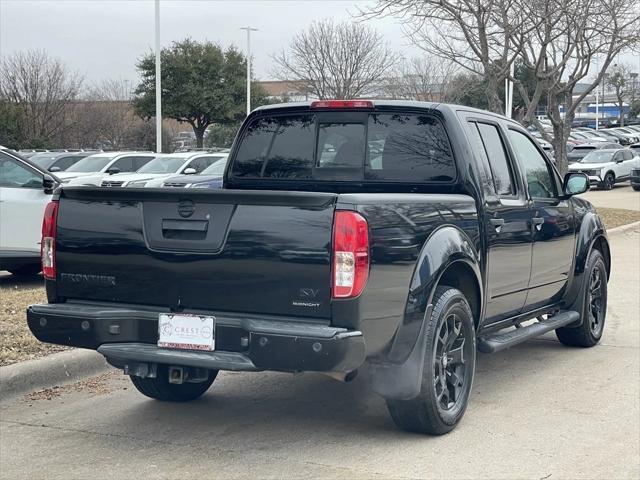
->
489, 218, 504, 232
532, 217, 544, 231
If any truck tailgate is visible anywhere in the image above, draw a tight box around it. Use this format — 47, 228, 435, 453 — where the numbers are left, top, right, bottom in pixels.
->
54, 187, 337, 319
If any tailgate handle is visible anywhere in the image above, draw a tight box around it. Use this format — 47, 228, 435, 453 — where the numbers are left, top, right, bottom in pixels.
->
162, 219, 209, 240
162, 219, 208, 232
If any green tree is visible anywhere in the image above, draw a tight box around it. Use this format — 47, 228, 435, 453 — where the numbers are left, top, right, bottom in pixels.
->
134, 38, 270, 148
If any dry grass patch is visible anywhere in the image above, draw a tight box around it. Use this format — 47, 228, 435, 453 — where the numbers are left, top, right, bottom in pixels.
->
0, 281, 69, 366
597, 208, 640, 229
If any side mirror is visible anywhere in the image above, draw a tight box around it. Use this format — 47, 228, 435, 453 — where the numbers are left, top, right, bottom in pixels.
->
49, 166, 61, 172
563, 172, 589, 197
107, 167, 120, 175
183, 167, 197, 175
42, 174, 57, 195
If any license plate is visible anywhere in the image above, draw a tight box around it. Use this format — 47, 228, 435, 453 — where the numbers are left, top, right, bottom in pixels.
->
157, 313, 215, 351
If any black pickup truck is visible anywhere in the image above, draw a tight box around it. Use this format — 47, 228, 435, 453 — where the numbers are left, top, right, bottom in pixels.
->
28, 100, 610, 435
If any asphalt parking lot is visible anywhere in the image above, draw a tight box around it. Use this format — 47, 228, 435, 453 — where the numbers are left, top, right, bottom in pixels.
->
583, 183, 640, 211
1, 231, 638, 479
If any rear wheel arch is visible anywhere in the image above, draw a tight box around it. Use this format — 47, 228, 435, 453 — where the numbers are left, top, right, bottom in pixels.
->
435, 260, 482, 329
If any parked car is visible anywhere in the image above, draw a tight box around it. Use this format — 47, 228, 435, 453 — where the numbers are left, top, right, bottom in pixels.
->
568, 148, 638, 189
28, 100, 610, 435
101, 152, 224, 188
603, 128, 639, 145
613, 127, 640, 142
59, 152, 157, 184
0, 147, 58, 275
567, 143, 622, 164
29, 152, 91, 172
159, 154, 229, 188
570, 130, 608, 143
630, 142, 640, 155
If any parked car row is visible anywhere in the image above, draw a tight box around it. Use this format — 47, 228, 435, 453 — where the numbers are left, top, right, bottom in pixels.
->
27, 149, 229, 189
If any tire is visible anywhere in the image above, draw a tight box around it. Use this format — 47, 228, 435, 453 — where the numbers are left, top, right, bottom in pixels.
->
9, 264, 41, 276
600, 172, 615, 190
556, 249, 607, 347
130, 365, 218, 402
386, 286, 476, 435
633, 185, 640, 192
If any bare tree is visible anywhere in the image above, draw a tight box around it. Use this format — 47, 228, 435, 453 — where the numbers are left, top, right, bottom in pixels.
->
512, 0, 640, 174
0, 50, 82, 145
272, 19, 398, 99
79, 79, 138, 149
363, 0, 534, 113
606, 64, 633, 127
382, 56, 459, 100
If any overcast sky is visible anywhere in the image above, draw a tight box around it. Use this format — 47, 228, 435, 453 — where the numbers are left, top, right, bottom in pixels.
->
0, 0, 423, 86
1, 0, 638, 89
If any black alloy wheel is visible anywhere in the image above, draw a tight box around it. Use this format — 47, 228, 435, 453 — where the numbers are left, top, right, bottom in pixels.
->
556, 248, 607, 347
387, 286, 476, 435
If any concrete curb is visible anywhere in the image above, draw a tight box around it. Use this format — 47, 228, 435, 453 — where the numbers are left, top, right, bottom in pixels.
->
0, 349, 109, 402
607, 220, 640, 236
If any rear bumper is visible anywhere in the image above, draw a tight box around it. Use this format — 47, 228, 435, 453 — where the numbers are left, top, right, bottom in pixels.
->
27, 302, 365, 374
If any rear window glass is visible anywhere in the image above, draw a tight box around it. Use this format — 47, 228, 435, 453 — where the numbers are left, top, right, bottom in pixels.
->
366, 114, 455, 182
231, 112, 455, 183
233, 115, 315, 179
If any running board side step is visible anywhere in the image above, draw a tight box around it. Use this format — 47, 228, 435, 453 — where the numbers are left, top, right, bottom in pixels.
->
478, 310, 580, 353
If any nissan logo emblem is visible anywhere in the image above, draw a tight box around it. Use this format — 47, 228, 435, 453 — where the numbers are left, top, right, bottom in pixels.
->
177, 199, 195, 218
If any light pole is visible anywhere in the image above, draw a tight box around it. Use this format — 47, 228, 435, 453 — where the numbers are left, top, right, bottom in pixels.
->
155, 0, 162, 153
240, 26, 258, 117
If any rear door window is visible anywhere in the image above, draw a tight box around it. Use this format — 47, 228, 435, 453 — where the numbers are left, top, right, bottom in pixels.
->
133, 156, 154, 170
52, 155, 83, 171
475, 123, 515, 196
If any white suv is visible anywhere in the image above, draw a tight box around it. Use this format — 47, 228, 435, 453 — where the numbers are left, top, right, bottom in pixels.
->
0, 148, 58, 275
568, 148, 639, 190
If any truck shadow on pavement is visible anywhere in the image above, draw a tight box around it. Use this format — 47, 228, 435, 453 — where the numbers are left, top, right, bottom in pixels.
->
103, 337, 582, 443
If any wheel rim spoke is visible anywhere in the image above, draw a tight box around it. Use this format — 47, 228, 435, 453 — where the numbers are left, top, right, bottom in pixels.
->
434, 310, 469, 411
588, 267, 604, 334
448, 342, 465, 366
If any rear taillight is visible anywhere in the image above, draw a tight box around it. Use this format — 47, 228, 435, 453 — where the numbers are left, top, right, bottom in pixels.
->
332, 211, 369, 298
41, 201, 59, 280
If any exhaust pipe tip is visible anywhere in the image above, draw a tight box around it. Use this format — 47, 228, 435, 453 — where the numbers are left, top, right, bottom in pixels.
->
322, 370, 358, 383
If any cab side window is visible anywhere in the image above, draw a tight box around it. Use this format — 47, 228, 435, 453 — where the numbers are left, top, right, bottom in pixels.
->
188, 156, 219, 173
111, 156, 135, 172
508, 130, 556, 199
